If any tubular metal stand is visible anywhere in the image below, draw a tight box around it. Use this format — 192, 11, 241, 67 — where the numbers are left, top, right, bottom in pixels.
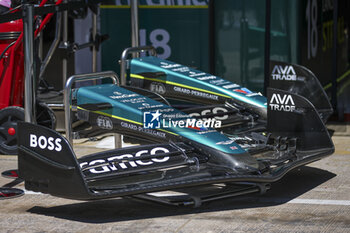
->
64, 71, 120, 147
23, 4, 36, 123
131, 183, 269, 208
40, 13, 62, 79
119, 46, 157, 85
130, 0, 139, 55
92, 10, 98, 73
62, 0, 68, 89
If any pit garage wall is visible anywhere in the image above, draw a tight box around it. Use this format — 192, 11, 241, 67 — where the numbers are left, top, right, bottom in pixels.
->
100, 0, 209, 76
213, 0, 350, 119
213, 0, 300, 93
299, 0, 350, 120
98, 0, 350, 120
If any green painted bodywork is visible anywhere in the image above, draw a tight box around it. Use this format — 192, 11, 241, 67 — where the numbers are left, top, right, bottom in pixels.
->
130, 56, 267, 109
76, 84, 246, 155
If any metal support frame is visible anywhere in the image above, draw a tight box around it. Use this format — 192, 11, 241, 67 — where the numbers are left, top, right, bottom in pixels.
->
38, 29, 44, 62
239, 1, 248, 86
208, 0, 215, 75
92, 11, 98, 73
62, 0, 68, 89
23, 4, 36, 123
40, 13, 62, 79
131, 183, 269, 207
119, 46, 157, 85
263, 0, 271, 95
130, 0, 139, 54
21, 1, 115, 147
331, 0, 338, 113
64, 71, 120, 146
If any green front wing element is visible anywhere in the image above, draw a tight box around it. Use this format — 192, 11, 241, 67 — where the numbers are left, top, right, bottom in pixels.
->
129, 56, 267, 119
76, 83, 247, 155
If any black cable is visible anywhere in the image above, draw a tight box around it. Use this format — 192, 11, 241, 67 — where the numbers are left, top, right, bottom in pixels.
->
0, 4, 22, 15
0, 41, 16, 60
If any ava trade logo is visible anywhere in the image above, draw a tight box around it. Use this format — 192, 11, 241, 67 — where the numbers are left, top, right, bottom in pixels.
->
143, 110, 162, 129
271, 65, 297, 81
269, 93, 295, 112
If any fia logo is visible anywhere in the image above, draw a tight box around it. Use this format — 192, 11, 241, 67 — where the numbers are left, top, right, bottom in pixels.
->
143, 110, 161, 129
150, 82, 166, 94
269, 93, 296, 112
97, 116, 113, 130
271, 65, 297, 81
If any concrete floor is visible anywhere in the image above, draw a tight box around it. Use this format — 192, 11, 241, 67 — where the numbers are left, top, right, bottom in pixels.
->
0, 135, 349, 233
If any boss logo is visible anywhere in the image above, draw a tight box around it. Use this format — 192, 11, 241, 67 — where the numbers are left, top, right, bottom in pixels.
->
30, 134, 62, 152
269, 93, 296, 112
271, 65, 297, 81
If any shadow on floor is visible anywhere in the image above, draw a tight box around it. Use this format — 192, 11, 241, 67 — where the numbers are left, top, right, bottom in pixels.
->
327, 122, 350, 136
27, 165, 336, 224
